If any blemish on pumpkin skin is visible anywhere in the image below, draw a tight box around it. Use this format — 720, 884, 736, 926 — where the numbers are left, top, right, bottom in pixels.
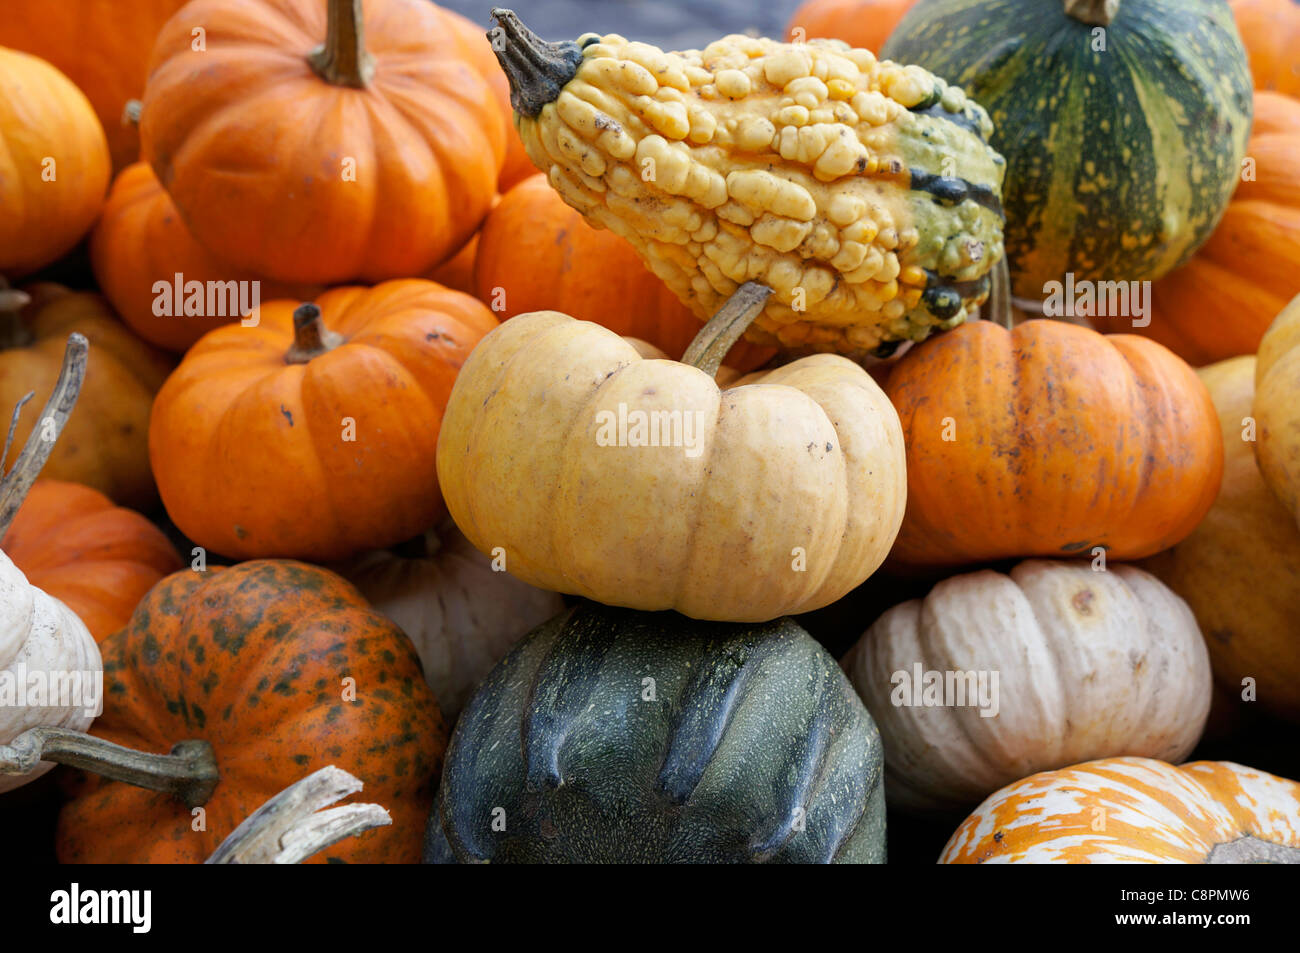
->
1071, 589, 1095, 616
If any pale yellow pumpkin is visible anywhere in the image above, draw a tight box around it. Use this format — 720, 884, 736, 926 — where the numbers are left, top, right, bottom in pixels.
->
1255, 294, 1300, 527
436, 290, 906, 622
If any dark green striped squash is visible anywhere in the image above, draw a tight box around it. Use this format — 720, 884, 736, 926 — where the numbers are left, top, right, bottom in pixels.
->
882, 0, 1253, 300
429, 603, 886, 863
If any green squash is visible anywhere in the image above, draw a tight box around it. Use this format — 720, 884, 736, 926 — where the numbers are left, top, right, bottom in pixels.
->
429, 603, 886, 863
882, 0, 1253, 300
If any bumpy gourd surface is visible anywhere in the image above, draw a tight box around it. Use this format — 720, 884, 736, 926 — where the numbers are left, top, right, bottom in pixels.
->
517, 33, 1006, 354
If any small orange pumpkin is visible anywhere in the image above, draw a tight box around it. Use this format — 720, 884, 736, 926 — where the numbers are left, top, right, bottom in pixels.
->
0, 47, 110, 276
885, 319, 1223, 567
785, 0, 919, 51
90, 163, 320, 353
149, 280, 497, 561
0, 480, 182, 642
140, 0, 505, 284
475, 175, 775, 371
1231, 0, 1300, 97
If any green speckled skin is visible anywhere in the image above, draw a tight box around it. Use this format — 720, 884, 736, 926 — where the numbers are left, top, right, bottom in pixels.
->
883, 0, 1253, 299
431, 603, 886, 863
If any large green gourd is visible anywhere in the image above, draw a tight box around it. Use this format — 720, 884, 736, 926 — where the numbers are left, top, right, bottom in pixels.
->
429, 603, 887, 863
882, 0, 1253, 300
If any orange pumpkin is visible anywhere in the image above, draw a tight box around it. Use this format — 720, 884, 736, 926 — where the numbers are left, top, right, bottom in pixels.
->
149, 280, 497, 562
942, 757, 1300, 863
785, 0, 918, 51
0, 284, 172, 510
56, 559, 446, 863
0, 0, 189, 172
1093, 91, 1300, 365
885, 319, 1223, 567
1232, 0, 1300, 97
139, 0, 505, 284
0, 480, 181, 642
438, 5, 536, 191
0, 47, 110, 276
475, 175, 775, 372
90, 163, 320, 353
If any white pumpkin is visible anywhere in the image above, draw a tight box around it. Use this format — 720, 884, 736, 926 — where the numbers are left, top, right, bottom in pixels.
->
0, 548, 100, 793
842, 559, 1212, 813
339, 521, 565, 718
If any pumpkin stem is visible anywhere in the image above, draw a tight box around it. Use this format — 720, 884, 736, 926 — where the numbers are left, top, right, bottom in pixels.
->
0, 276, 34, 349
1064, 0, 1119, 26
1206, 835, 1300, 864
206, 765, 390, 864
0, 726, 220, 810
984, 256, 1014, 330
308, 0, 375, 89
122, 99, 142, 127
488, 8, 584, 118
286, 303, 344, 364
681, 282, 774, 379
0, 333, 87, 540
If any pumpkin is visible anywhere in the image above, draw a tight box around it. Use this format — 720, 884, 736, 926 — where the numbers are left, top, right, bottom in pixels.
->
0, 0, 188, 172
1255, 295, 1300, 527
433, 602, 886, 863
474, 175, 775, 371
337, 519, 565, 719
0, 283, 172, 510
1091, 91, 1300, 365
884, 319, 1223, 567
56, 559, 446, 863
139, 0, 505, 284
436, 284, 907, 622
488, 10, 1006, 356
0, 335, 102, 795
150, 280, 497, 562
1143, 355, 1300, 723
427, 233, 479, 297
0, 47, 110, 276
1, 480, 182, 643
942, 757, 1300, 863
843, 559, 1211, 813
1231, 0, 1300, 97
90, 163, 320, 353
437, 5, 537, 191
785, 0, 919, 51
882, 0, 1253, 300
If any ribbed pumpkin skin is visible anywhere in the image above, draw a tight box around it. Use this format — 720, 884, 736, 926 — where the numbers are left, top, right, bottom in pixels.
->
884, 320, 1223, 567
942, 757, 1300, 863
0, 48, 110, 276
57, 560, 446, 864
1092, 91, 1300, 365
1231, 0, 1300, 96
433, 603, 886, 863
474, 175, 775, 371
1, 480, 182, 642
90, 163, 320, 353
1255, 295, 1300, 527
1142, 356, 1300, 723
883, 0, 1253, 299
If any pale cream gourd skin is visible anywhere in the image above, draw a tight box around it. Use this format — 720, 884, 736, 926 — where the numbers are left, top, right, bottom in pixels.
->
491, 11, 1006, 355
0, 550, 101, 793
1255, 295, 1300, 529
843, 560, 1211, 813
435, 311, 907, 623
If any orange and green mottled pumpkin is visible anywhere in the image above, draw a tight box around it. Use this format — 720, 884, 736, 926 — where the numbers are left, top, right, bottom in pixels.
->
56, 560, 446, 864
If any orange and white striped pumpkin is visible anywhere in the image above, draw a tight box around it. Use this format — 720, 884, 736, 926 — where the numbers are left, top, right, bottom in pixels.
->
942, 757, 1300, 864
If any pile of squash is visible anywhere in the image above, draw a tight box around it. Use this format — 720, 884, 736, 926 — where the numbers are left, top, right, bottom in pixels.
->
2, 0, 1299, 865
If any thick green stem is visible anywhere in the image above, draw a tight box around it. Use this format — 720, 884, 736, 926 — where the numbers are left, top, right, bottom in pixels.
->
0, 333, 87, 539
1064, 0, 1119, 26
308, 0, 374, 88
0, 726, 219, 810
681, 283, 774, 379
285, 303, 344, 364
489, 8, 584, 118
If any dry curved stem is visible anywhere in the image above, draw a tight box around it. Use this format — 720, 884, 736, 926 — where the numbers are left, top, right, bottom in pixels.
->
0, 726, 219, 809
206, 766, 391, 864
308, 0, 375, 88
0, 332, 87, 539
681, 282, 774, 378
489, 8, 584, 118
